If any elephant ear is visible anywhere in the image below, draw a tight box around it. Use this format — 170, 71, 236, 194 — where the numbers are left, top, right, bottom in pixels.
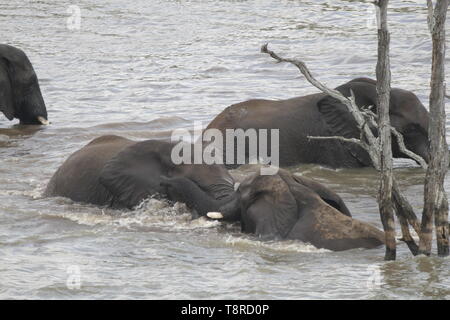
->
0, 61, 14, 120
99, 140, 175, 209
244, 174, 299, 238
278, 173, 328, 241
245, 192, 299, 238
317, 82, 374, 166
291, 175, 352, 217
272, 187, 299, 238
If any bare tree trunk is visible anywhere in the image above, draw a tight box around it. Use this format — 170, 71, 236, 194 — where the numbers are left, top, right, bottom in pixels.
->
420, 0, 450, 257
375, 0, 396, 260
261, 44, 425, 258
262, 1, 450, 259
392, 181, 421, 234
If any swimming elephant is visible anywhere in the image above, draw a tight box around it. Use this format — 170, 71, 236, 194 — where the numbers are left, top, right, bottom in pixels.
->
206, 169, 385, 251
0, 44, 48, 125
45, 135, 240, 218
205, 77, 430, 168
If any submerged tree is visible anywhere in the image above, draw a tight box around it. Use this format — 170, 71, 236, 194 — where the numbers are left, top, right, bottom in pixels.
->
374, 0, 396, 260
419, 0, 449, 257
261, 0, 449, 260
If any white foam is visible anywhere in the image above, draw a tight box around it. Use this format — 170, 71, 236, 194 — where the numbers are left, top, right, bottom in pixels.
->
0, 181, 45, 199
42, 196, 222, 232
224, 235, 330, 253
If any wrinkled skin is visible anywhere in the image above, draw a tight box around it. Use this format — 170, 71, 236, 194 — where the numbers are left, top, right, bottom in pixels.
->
211, 169, 385, 251
45, 135, 240, 217
0, 44, 48, 125
206, 77, 430, 168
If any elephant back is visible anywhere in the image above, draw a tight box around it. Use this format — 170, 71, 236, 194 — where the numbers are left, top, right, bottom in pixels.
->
44, 135, 135, 205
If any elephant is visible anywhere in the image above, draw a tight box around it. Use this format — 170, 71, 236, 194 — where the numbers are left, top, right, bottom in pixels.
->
0, 44, 48, 125
205, 77, 430, 168
204, 168, 385, 251
44, 135, 240, 218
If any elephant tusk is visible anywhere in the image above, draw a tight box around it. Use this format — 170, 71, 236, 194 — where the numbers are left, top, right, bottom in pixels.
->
207, 212, 224, 219
37, 116, 49, 125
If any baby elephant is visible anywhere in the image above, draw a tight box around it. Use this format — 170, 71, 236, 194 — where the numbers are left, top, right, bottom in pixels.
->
45, 135, 240, 218
207, 169, 385, 251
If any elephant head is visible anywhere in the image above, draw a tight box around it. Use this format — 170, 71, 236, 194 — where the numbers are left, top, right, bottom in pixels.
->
0, 44, 48, 125
317, 77, 430, 165
209, 169, 385, 251
97, 139, 241, 217
160, 174, 241, 221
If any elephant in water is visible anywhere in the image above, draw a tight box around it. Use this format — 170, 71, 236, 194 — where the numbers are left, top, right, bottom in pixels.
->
45, 135, 240, 218
0, 44, 48, 125
204, 168, 385, 251
205, 77, 430, 168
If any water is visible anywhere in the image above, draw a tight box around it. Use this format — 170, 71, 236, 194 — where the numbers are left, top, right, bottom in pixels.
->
1, 0, 450, 299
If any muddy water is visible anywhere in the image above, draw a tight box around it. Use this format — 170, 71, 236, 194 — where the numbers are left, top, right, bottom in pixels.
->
1, 0, 449, 299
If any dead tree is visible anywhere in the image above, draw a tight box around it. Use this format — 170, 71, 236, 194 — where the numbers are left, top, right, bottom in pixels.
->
261, 43, 427, 259
374, 0, 396, 260
419, 0, 449, 257
261, 1, 450, 260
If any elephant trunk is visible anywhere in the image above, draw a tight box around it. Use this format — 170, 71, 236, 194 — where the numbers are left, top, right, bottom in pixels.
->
214, 192, 241, 222
410, 143, 430, 166
15, 78, 48, 125
160, 176, 241, 221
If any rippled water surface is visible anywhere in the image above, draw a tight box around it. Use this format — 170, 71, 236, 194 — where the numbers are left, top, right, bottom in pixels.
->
1, 0, 450, 299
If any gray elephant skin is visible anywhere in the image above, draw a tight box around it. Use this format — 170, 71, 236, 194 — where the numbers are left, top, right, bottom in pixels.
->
45, 135, 240, 217
0, 44, 48, 125
208, 169, 385, 251
206, 77, 430, 168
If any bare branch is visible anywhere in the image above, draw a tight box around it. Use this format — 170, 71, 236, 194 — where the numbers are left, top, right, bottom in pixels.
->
345, 103, 427, 170
261, 43, 380, 165
361, 105, 377, 118
261, 44, 361, 109
261, 42, 422, 259
307, 135, 368, 150
391, 128, 428, 169
360, 106, 378, 128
